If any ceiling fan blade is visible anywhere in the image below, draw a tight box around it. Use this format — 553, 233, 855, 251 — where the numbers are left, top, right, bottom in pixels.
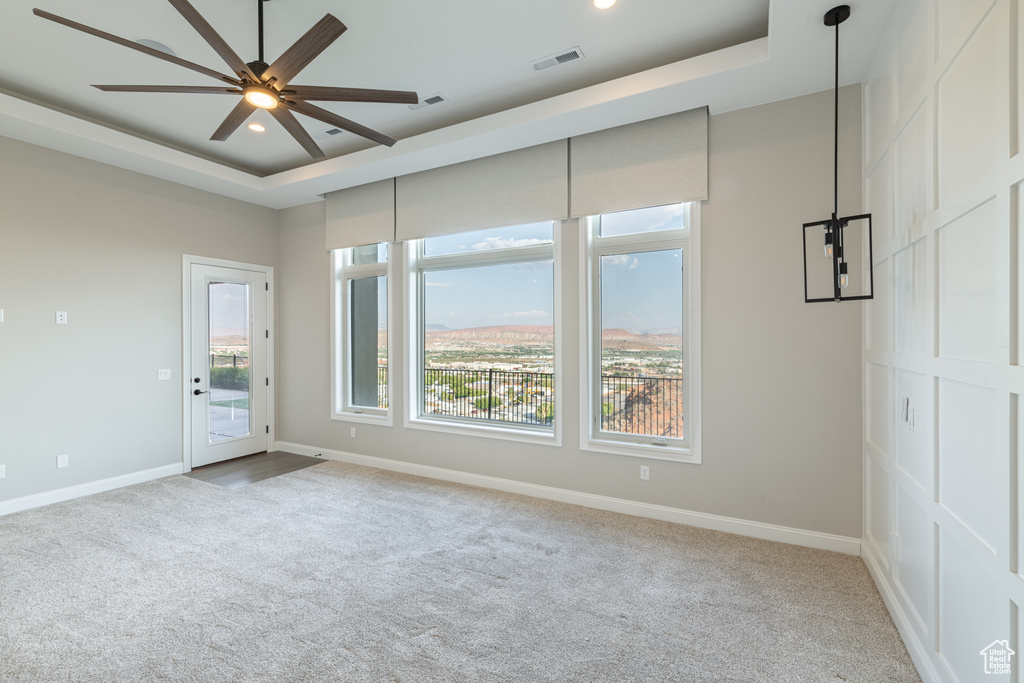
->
210, 99, 256, 141
268, 107, 326, 160
33, 8, 239, 85
166, 0, 259, 83
281, 99, 396, 147
262, 15, 347, 87
284, 86, 418, 105
94, 85, 240, 94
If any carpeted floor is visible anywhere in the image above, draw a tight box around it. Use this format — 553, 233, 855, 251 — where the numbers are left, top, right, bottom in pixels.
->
0, 460, 920, 682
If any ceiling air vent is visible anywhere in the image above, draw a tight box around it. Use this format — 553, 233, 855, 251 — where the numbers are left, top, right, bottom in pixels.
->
530, 47, 584, 71
409, 93, 448, 110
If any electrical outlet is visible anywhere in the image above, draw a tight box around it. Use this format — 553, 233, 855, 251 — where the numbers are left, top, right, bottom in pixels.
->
0, 464, 5, 478
350, 427, 356, 438
157, 369, 171, 381
56, 311, 67, 325
640, 465, 650, 480
56, 454, 68, 469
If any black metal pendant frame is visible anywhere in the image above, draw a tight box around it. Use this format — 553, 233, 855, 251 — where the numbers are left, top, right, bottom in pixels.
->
802, 5, 874, 304
802, 213, 874, 303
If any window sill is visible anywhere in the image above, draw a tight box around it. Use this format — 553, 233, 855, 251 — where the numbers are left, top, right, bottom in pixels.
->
406, 415, 560, 447
582, 438, 700, 464
331, 411, 392, 427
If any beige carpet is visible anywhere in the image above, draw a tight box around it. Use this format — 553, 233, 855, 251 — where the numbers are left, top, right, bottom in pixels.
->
0, 460, 919, 682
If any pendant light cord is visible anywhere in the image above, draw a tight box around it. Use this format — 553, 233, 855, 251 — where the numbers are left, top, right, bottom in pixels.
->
833, 20, 840, 218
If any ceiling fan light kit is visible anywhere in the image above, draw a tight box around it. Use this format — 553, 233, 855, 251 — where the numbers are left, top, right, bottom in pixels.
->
801, 4, 874, 303
32, 0, 419, 160
243, 85, 279, 109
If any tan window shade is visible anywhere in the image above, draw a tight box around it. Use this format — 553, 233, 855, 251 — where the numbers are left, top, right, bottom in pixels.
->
569, 107, 708, 218
395, 140, 568, 242
325, 178, 395, 251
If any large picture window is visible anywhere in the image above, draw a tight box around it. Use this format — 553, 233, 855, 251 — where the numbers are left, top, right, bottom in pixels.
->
332, 243, 389, 422
583, 203, 701, 461
410, 223, 557, 436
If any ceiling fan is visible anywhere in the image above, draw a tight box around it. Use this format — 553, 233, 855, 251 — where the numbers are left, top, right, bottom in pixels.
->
33, 0, 419, 159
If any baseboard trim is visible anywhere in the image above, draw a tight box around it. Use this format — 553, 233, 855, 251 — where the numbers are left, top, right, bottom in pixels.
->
276, 441, 861, 555
862, 541, 942, 683
0, 463, 184, 517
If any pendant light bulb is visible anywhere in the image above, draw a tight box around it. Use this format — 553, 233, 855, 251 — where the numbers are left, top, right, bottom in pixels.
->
839, 261, 849, 289
824, 231, 833, 258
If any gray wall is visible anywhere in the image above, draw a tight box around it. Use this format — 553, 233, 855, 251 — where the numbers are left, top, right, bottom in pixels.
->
276, 86, 864, 538
0, 137, 278, 501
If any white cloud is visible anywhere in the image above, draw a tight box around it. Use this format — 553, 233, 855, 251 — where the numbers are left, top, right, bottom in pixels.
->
472, 236, 548, 251
605, 254, 639, 269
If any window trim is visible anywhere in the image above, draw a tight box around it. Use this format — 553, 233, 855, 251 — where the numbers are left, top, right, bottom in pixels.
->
403, 227, 562, 445
330, 247, 393, 426
578, 203, 702, 463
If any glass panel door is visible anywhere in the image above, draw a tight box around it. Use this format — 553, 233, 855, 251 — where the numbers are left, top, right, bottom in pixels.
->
190, 263, 268, 468
208, 281, 251, 442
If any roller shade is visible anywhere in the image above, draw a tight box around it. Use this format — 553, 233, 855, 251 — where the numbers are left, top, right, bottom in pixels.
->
395, 140, 568, 242
569, 107, 708, 218
325, 179, 395, 251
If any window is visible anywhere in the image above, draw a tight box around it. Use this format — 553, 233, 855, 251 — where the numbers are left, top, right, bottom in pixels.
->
582, 203, 701, 461
332, 243, 390, 422
408, 222, 558, 439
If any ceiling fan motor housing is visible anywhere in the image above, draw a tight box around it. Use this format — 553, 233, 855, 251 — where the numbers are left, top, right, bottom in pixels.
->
246, 60, 270, 79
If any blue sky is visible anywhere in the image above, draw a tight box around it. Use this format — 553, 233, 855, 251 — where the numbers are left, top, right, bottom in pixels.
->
422, 206, 685, 332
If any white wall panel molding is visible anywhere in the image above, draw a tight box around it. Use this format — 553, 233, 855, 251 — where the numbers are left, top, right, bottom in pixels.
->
864, 4, 1019, 675
896, 0, 936, 122
937, 0, 998, 65
894, 487, 933, 637
866, 455, 892, 571
863, 540, 946, 682
866, 439, 890, 467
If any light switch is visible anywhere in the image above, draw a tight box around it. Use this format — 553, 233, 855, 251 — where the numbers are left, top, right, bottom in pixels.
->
0, 309, 4, 323
56, 311, 68, 324
158, 369, 172, 381
0, 464, 5, 479
56, 454, 68, 469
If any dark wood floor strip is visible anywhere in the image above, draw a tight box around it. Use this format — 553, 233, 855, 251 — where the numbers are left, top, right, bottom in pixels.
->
185, 451, 324, 489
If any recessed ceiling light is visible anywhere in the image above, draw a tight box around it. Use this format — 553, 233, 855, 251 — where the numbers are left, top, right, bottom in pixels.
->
248, 123, 266, 132
594, 0, 617, 8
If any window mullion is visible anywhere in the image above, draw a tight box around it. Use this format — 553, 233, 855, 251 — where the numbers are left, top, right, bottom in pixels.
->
418, 244, 554, 272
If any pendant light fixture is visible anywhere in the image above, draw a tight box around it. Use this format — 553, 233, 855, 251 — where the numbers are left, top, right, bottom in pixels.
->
802, 5, 874, 303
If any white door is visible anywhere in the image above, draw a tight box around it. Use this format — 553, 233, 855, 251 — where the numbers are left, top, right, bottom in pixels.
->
189, 263, 269, 467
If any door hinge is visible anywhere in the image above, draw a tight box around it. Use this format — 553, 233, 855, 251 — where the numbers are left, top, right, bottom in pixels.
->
266, 425, 269, 434
265, 282, 268, 291
265, 330, 269, 338
266, 377, 269, 386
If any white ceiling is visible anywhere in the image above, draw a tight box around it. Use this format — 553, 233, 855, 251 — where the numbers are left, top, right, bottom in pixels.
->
0, 0, 899, 209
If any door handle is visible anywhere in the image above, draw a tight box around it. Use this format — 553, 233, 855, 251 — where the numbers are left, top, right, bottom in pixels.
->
193, 389, 208, 396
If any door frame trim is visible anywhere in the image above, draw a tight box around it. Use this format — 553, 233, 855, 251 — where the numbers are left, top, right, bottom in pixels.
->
182, 254, 275, 473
